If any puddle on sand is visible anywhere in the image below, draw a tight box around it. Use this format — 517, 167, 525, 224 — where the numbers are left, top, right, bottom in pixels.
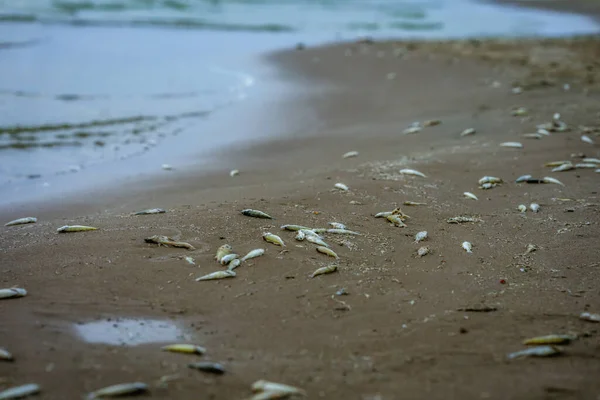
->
74, 318, 190, 346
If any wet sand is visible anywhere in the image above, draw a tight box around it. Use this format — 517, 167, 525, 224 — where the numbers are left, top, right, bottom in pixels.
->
2, 31, 600, 400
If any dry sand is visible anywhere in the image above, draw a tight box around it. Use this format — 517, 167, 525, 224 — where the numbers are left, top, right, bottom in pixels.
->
2, 30, 600, 400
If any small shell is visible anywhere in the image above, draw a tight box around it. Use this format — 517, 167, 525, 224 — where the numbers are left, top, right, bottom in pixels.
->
478, 176, 503, 185
161, 344, 206, 355
334, 183, 349, 191
229, 169, 240, 177
511, 107, 528, 116
219, 253, 239, 265
374, 211, 393, 218
500, 142, 523, 148
463, 192, 478, 201
133, 208, 165, 215
310, 264, 338, 278
515, 174, 532, 183
195, 270, 236, 281
227, 259, 242, 271
188, 362, 225, 375
184, 256, 195, 265
326, 229, 360, 235
403, 126, 422, 134
241, 209, 273, 219
423, 119, 441, 127
542, 177, 564, 186
530, 203, 540, 213
342, 151, 359, 159
263, 232, 285, 247
460, 128, 476, 137
0, 348, 13, 361
215, 244, 233, 262
0, 384, 40, 400
523, 334, 575, 345
295, 230, 306, 241
399, 168, 426, 178
280, 224, 311, 231
386, 214, 407, 227
86, 382, 148, 399
579, 312, 600, 322
57, 225, 97, 233
414, 231, 428, 243
4, 217, 37, 227
306, 235, 329, 247
581, 135, 595, 144
0, 288, 27, 300
316, 246, 339, 259
241, 248, 265, 262
328, 222, 346, 229
417, 246, 429, 257
507, 346, 560, 360
551, 163, 574, 172
251, 380, 306, 397
462, 241, 473, 253
518, 204, 527, 213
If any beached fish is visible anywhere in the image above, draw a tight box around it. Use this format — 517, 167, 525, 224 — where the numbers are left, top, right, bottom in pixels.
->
0, 384, 40, 400
251, 380, 306, 397
582, 158, 600, 164
511, 86, 523, 94
399, 168, 426, 178
188, 362, 226, 375
57, 225, 97, 233
463, 192, 478, 201
523, 334, 576, 345
306, 235, 329, 247
0, 288, 27, 300
280, 224, 310, 231
310, 264, 338, 278
447, 216, 482, 224
511, 107, 528, 116
552, 163, 574, 172
196, 270, 236, 281
423, 119, 441, 127
329, 222, 346, 229
597, 169, 600, 173
460, 128, 476, 137
579, 312, 600, 322
479, 182, 496, 190
295, 230, 305, 241
161, 344, 206, 355
230, 169, 240, 177
581, 135, 594, 144
184, 256, 195, 265
374, 211, 393, 218
386, 214, 407, 227
133, 208, 165, 215
403, 126, 422, 134
522, 133, 542, 139
478, 176, 503, 185
537, 128, 551, 136
417, 246, 430, 257
518, 204, 527, 213
227, 259, 241, 271
215, 244, 233, 262
403, 201, 426, 206
544, 161, 570, 167
220, 253, 239, 265
515, 174, 532, 183
414, 231, 428, 243
342, 151, 359, 159
263, 232, 285, 247
0, 348, 13, 361
161, 164, 172, 170
462, 241, 473, 253
242, 209, 273, 219
507, 346, 560, 360
241, 248, 265, 262
530, 203, 540, 213
86, 382, 148, 399
575, 163, 597, 169
542, 177, 564, 186
300, 229, 323, 238
316, 246, 338, 259
145, 235, 195, 250
4, 217, 37, 227
326, 228, 360, 235
334, 183, 349, 191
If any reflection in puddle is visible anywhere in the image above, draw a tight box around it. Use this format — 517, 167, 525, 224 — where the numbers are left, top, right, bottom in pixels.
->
74, 318, 189, 346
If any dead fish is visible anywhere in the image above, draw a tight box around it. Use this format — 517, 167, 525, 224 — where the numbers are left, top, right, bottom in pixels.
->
57, 225, 97, 233
575, 163, 597, 169
423, 119, 441, 127
230, 169, 240, 177
184, 256, 195, 265
295, 230, 305, 241
580, 312, 600, 322
263, 232, 285, 247
447, 216, 482, 224
399, 168, 426, 178
300, 229, 323, 238
220, 253, 239, 265
597, 169, 600, 173
251, 380, 306, 397
518, 204, 527, 213
463, 192, 478, 201
86, 382, 148, 399
582, 158, 600, 164
511, 86, 523, 94
403, 201, 427, 206
522, 133, 542, 139
478, 176, 502, 185
0, 288, 27, 300
215, 244, 233, 262
328, 222, 346, 229
511, 107, 528, 116
479, 182, 496, 190
145, 235, 195, 250
4, 217, 37, 227
386, 214, 407, 227
316, 246, 338, 259
0, 348, 13, 361
551, 163, 574, 172
326, 228, 361, 235
414, 231, 428, 243
310, 264, 338, 278
462, 241, 473, 254
523, 334, 576, 345
334, 183, 349, 191
537, 128, 551, 136
581, 135, 595, 145
227, 259, 242, 271
242, 209, 273, 219
188, 362, 225, 375
248, 391, 291, 400
417, 246, 430, 257
280, 224, 310, 231
374, 211, 393, 218
133, 208, 165, 215
196, 270, 236, 281
342, 151, 359, 159
161, 164, 172, 170
161, 344, 206, 355
306, 235, 329, 247
544, 161, 570, 167
0, 384, 40, 400
460, 128, 476, 137
516, 174, 532, 183
241, 249, 265, 262
542, 177, 564, 186
530, 203, 540, 213
403, 126, 422, 134
507, 346, 560, 360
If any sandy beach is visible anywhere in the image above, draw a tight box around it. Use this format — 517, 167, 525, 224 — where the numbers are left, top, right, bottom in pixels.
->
2, 1, 600, 398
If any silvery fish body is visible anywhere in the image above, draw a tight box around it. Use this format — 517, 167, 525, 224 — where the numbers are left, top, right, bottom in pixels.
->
399, 168, 426, 178
334, 183, 349, 191
462, 241, 473, 253
507, 346, 560, 360
4, 217, 37, 227
463, 192, 478, 200
0, 288, 27, 300
241, 209, 273, 219
133, 208, 165, 215
414, 231, 428, 243
195, 270, 236, 281
57, 225, 97, 233
515, 175, 532, 183
310, 264, 338, 278
0, 384, 40, 400
86, 382, 148, 399
241, 249, 265, 262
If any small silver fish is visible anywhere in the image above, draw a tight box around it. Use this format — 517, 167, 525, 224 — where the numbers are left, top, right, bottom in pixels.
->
0, 348, 13, 361
414, 231, 428, 243
460, 128, 476, 137
462, 241, 473, 253
215, 244, 233, 262
403, 126, 422, 134
161, 344, 206, 355
522, 133, 542, 139
447, 216, 482, 224
263, 232, 285, 247
515, 174, 532, 183
86, 382, 148, 399
399, 168, 426, 178
0, 288, 27, 300
326, 228, 361, 235
575, 163, 597, 169
184, 256, 195, 265
542, 177, 564, 186
374, 211, 393, 218
417, 246, 430, 257
386, 214, 407, 227
581, 135, 594, 144
241, 248, 265, 262
518, 204, 527, 213
280, 224, 310, 231
0, 384, 40, 400
507, 346, 560, 360
582, 158, 600, 164
551, 163, 574, 172
523, 334, 576, 345
195, 270, 236, 281
295, 230, 306, 241
478, 176, 503, 185
300, 229, 323, 238
403, 201, 427, 206
188, 362, 226, 375
463, 192, 478, 201
537, 128, 551, 136
316, 246, 338, 259
229, 169, 240, 177
328, 222, 346, 229
511, 107, 528, 116
544, 161, 570, 167
479, 182, 496, 190
4, 217, 37, 227
251, 380, 306, 397
227, 258, 241, 271
220, 253, 239, 265
145, 235, 195, 250
310, 264, 338, 278
306, 235, 329, 247
579, 312, 600, 322
242, 209, 273, 219
530, 203, 540, 213
57, 225, 97, 233
334, 183, 349, 191
342, 151, 359, 159
133, 208, 165, 215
